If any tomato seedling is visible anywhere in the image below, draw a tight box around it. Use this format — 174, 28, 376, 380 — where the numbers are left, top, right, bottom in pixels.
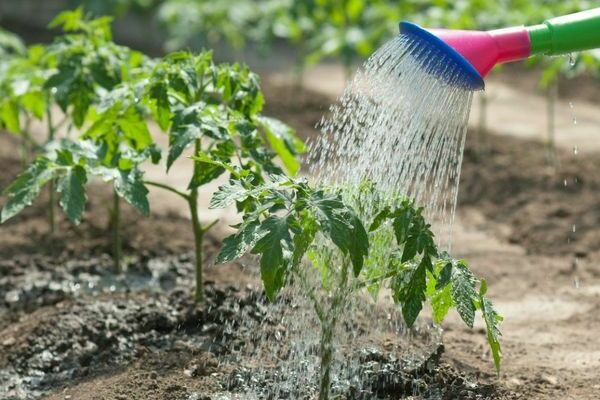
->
142, 51, 305, 302
1, 9, 159, 272
212, 175, 502, 400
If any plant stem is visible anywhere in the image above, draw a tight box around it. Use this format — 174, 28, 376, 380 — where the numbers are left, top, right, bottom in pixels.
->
112, 189, 122, 273
546, 81, 558, 167
317, 258, 350, 400
145, 180, 190, 201
189, 139, 205, 303
47, 106, 56, 234
319, 317, 335, 400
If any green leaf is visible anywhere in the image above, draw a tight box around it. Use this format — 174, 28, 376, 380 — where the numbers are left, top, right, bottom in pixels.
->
167, 124, 201, 170
251, 215, 294, 301
393, 258, 428, 327
209, 180, 249, 209
479, 280, 503, 373
401, 236, 418, 262
431, 284, 453, 323
1, 158, 54, 222
307, 190, 368, 274
0, 101, 20, 133
435, 261, 453, 290
188, 142, 236, 189
115, 169, 150, 216
216, 219, 262, 264
451, 261, 478, 328
257, 116, 305, 176
117, 109, 152, 149
369, 206, 390, 232
150, 83, 171, 131
392, 208, 413, 244
21, 92, 46, 120
348, 213, 369, 276
57, 165, 87, 224
292, 213, 318, 267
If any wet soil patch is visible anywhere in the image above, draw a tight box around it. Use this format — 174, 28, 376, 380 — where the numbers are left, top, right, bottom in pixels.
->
0, 253, 511, 400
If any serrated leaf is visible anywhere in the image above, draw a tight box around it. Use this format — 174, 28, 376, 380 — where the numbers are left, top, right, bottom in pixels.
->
393, 259, 427, 327
307, 190, 368, 274
348, 213, 369, 276
188, 142, 236, 189
292, 214, 318, 267
431, 283, 453, 323
479, 280, 503, 373
209, 180, 248, 209
21, 92, 46, 119
114, 168, 149, 216
451, 261, 478, 328
150, 83, 171, 130
257, 116, 305, 176
216, 219, 262, 264
392, 208, 412, 244
167, 124, 201, 170
401, 236, 418, 262
117, 110, 152, 149
435, 261, 453, 290
369, 206, 390, 232
251, 215, 294, 301
1, 158, 54, 222
57, 165, 87, 224
0, 100, 20, 133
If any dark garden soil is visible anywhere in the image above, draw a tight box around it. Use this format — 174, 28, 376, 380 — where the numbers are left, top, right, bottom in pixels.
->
459, 132, 600, 259
1, 81, 599, 399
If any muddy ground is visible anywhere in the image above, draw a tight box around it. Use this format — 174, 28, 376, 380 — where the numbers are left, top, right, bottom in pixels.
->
1, 80, 599, 399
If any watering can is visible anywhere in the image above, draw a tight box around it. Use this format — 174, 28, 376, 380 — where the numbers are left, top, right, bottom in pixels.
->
400, 8, 600, 90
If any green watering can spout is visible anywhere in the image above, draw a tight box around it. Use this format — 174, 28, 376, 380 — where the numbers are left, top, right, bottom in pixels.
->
399, 8, 600, 90
528, 8, 600, 55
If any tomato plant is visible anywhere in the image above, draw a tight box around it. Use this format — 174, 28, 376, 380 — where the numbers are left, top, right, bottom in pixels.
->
212, 175, 502, 400
1, 10, 159, 272
141, 50, 305, 302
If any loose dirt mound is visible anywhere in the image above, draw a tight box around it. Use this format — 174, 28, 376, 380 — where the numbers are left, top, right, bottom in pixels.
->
459, 132, 600, 258
0, 254, 510, 400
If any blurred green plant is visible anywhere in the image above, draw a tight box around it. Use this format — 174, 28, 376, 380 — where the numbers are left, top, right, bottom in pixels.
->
0, 9, 160, 271
157, 0, 409, 82
69, 0, 159, 17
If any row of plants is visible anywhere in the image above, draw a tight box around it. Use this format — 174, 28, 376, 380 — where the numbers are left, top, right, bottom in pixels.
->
0, 8, 305, 300
0, 9, 502, 399
154, 0, 600, 163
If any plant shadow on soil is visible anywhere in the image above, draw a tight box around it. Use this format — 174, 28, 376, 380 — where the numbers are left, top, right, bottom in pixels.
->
3, 82, 600, 399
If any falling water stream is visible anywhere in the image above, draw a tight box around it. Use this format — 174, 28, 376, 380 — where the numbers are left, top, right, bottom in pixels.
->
223, 34, 476, 399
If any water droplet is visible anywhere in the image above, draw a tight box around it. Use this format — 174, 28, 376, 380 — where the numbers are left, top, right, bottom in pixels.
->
573, 116, 577, 125
573, 276, 580, 289
569, 101, 574, 109
573, 146, 578, 155
572, 224, 577, 233
563, 179, 568, 187
568, 53, 576, 67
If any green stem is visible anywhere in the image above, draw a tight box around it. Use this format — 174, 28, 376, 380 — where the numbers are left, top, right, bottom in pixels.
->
190, 139, 205, 303
47, 106, 56, 234
112, 189, 122, 273
144, 180, 191, 201
318, 258, 350, 400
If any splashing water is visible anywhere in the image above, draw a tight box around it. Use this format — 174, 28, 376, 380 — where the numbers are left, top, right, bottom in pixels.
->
307, 35, 474, 249
223, 34, 477, 399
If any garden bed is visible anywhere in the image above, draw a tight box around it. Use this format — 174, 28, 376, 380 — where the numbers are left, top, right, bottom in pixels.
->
2, 80, 599, 400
